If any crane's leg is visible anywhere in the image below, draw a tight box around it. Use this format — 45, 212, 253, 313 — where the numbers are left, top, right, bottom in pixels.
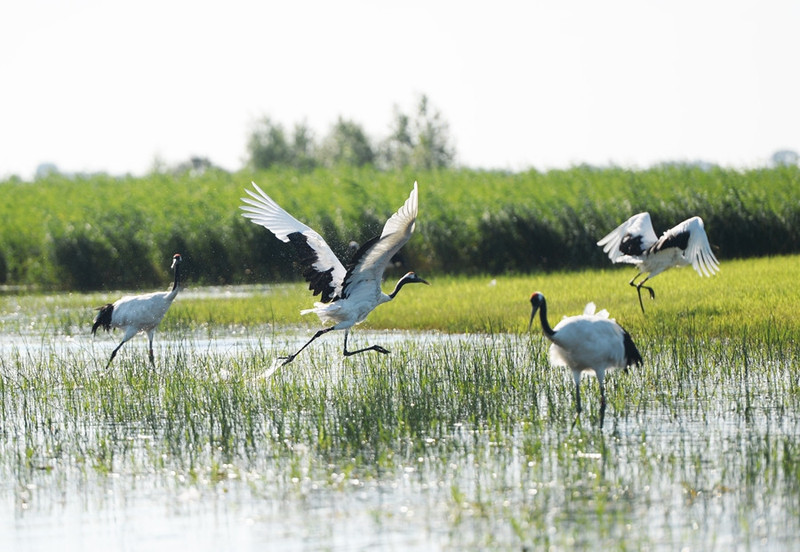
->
106, 343, 124, 369
342, 329, 390, 357
598, 379, 607, 429
105, 328, 138, 369
146, 329, 156, 366
571, 372, 582, 429
629, 273, 655, 313
279, 326, 335, 366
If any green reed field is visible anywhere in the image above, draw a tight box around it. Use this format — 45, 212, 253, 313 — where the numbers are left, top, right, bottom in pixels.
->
1, 165, 799, 290
0, 256, 798, 549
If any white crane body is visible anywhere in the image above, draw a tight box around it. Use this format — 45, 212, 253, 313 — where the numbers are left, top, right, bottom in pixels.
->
92, 254, 182, 367
241, 181, 428, 365
529, 294, 642, 428
598, 212, 719, 311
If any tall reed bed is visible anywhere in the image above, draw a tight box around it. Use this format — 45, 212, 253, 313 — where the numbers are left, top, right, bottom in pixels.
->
1, 165, 798, 289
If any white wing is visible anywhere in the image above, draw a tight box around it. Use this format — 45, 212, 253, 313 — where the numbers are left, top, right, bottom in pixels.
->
597, 212, 658, 265
240, 182, 347, 302
668, 216, 720, 277
342, 182, 419, 296
582, 302, 610, 319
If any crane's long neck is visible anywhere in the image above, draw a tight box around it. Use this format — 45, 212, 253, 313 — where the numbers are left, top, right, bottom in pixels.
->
537, 298, 556, 338
168, 262, 181, 299
388, 275, 415, 299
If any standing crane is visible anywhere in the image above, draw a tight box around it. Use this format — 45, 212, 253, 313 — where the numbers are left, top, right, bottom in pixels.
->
92, 253, 183, 368
528, 292, 642, 429
597, 212, 719, 312
240, 181, 429, 366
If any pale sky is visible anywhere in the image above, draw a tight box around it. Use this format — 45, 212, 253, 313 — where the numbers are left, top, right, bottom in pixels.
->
1, 0, 798, 179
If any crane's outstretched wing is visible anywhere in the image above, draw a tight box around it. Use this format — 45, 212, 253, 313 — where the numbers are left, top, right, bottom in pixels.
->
597, 212, 658, 265
240, 182, 346, 302
341, 182, 419, 297
651, 216, 720, 277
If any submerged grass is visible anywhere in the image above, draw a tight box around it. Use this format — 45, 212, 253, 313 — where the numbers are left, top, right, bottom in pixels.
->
1, 328, 798, 549
1, 255, 799, 548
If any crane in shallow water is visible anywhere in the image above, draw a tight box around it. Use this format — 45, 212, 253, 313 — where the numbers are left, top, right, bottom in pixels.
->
92, 253, 183, 368
528, 292, 642, 428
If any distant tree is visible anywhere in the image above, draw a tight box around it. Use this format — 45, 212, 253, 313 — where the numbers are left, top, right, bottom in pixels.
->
172, 156, 218, 175
246, 117, 319, 171
318, 117, 375, 167
771, 150, 799, 167
35, 163, 59, 179
291, 121, 318, 171
245, 93, 456, 171
246, 117, 292, 170
381, 110, 413, 169
380, 95, 456, 170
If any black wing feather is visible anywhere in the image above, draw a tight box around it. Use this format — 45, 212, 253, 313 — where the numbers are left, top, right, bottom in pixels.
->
622, 328, 643, 370
648, 229, 690, 254
287, 232, 337, 302
619, 234, 646, 256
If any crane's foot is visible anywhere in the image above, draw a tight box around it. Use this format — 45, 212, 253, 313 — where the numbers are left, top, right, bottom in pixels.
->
278, 355, 296, 367
343, 345, 391, 356
636, 285, 656, 313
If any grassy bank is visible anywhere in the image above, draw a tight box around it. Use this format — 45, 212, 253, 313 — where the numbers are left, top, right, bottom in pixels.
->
1, 254, 796, 349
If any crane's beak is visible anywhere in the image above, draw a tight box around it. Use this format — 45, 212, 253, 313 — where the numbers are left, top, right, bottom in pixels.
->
528, 304, 539, 332
406, 272, 429, 285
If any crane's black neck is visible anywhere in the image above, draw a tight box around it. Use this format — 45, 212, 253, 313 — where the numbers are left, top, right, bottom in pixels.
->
536, 298, 556, 338
389, 275, 413, 299
171, 261, 181, 292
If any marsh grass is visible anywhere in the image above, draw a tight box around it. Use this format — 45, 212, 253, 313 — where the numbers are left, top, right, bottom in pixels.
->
1, 256, 799, 548
2, 165, 800, 290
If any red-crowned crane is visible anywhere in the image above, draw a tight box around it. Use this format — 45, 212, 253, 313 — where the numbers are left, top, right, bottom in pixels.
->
240, 181, 429, 366
92, 253, 183, 368
597, 212, 720, 312
528, 292, 642, 428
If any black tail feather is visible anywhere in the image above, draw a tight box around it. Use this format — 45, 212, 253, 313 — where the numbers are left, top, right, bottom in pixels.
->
92, 304, 114, 335
622, 329, 643, 370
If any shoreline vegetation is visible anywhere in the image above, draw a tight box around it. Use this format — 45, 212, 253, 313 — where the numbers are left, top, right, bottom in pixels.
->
0, 165, 798, 291
1, 254, 797, 341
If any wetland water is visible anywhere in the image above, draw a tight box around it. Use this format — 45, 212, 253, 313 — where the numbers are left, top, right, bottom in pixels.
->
1, 325, 799, 550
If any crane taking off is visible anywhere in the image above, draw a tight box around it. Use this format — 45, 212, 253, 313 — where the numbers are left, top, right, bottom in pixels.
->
597, 212, 719, 312
241, 181, 428, 366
